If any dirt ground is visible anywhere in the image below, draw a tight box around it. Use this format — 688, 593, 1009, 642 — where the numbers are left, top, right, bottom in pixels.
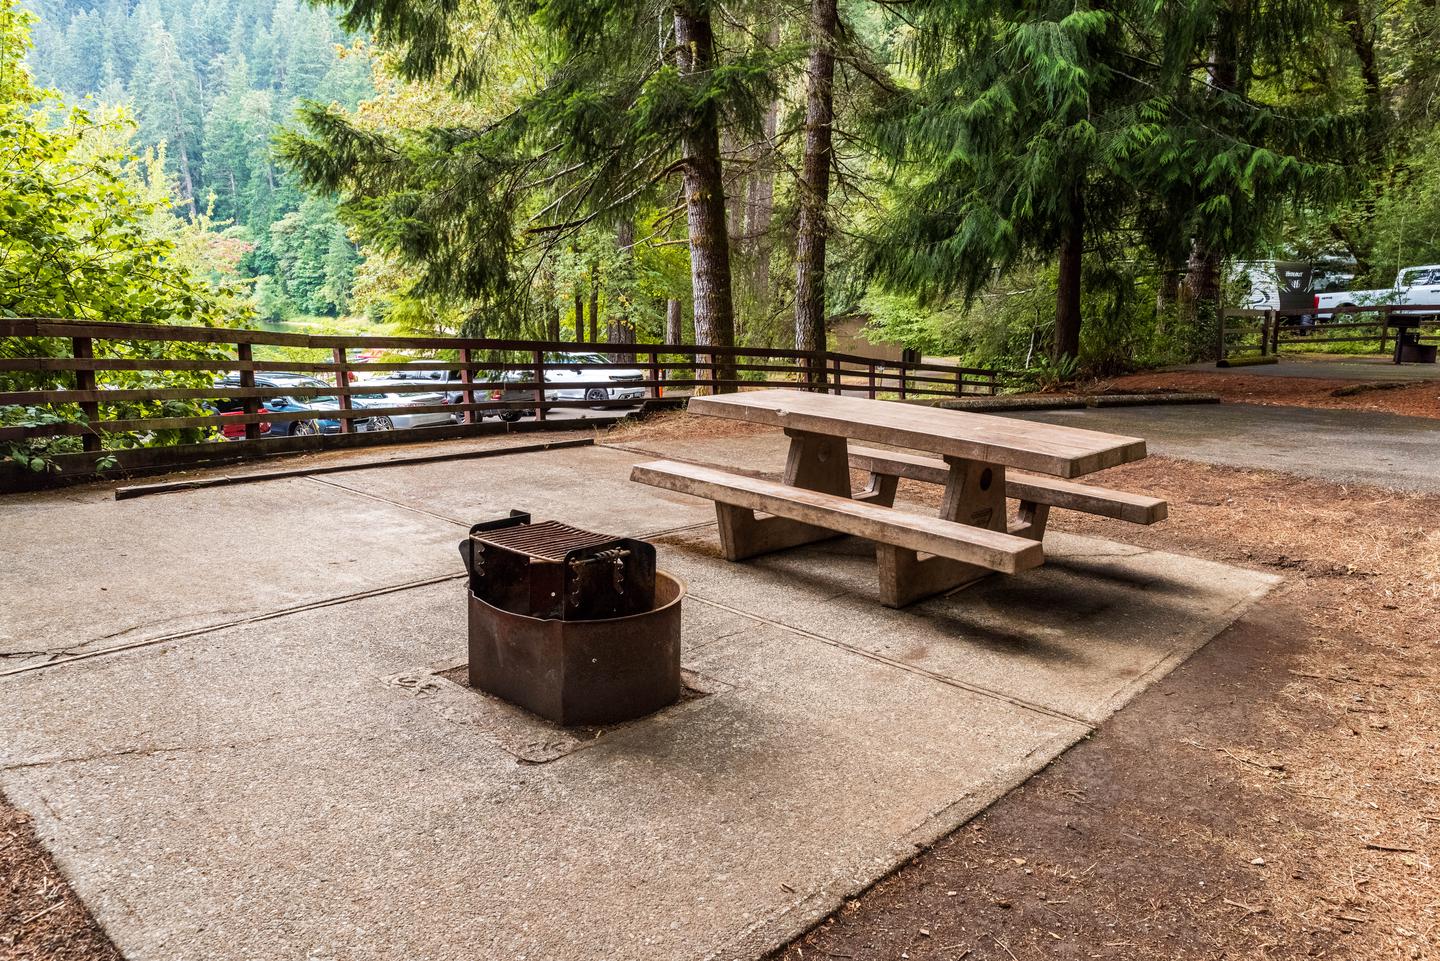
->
4, 433, 1437, 960
1098, 370, 1440, 418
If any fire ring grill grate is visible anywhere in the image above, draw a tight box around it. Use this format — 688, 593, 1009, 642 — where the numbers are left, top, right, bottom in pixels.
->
458, 511, 683, 726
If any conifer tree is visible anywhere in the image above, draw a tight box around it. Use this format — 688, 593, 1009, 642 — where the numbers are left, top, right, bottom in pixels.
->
281, 0, 775, 350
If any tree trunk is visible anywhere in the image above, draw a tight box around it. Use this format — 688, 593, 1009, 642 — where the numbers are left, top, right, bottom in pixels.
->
1156, 264, 1180, 333
666, 298, 683, 345
588, 262, 600, 344
793, 0, 838, 367
540, 269, 561, 341
610, 222, 637, 362
1181, 17, 1238, 336
1054, 186, 1084, 363
574, 285, 585, 343
674, 3, 737, 389
749, 95, 780, 316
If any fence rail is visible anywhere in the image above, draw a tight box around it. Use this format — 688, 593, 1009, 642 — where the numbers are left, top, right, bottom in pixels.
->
1216, 304, 1440, 365
1, 318, 1001, 479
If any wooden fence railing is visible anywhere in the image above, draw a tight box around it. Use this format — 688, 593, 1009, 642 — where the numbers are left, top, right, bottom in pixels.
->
1, 318, 1001, 475
1216, 304, 1440, 365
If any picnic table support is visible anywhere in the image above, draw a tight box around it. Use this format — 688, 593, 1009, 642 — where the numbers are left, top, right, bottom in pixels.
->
716, 429, 857, 561
871, 456, 1012, 608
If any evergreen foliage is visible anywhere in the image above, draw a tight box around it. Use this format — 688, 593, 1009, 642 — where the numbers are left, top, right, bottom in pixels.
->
867, 0, 1355, 361
1, 0, 251, 466
25, 0, 375, 318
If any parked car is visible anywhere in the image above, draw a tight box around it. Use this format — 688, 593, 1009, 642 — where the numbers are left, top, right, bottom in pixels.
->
351, 387, 457, 431
1315, 264, 1440, 316
482, 369, 535, 422
210, 400, 270, 439
542, 352, 647, 403
215, 372, 361, 435
371, 368, 481, 414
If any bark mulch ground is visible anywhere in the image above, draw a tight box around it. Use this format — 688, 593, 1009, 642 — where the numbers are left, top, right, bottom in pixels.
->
1097, 370, 1440, 419
3, 443, 1436, 960
776, 456, 1439, 961
1, 805, 122, 961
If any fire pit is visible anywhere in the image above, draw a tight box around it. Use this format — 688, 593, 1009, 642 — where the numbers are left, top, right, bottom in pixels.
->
458, 512, 684, 726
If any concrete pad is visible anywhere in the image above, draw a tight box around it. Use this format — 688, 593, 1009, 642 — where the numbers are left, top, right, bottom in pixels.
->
0, 477, 461, 666
0, 433, 1280, 960
0, 582, 1084, 961
326, 444, 718, 537
653, 528, 1277, 725
604, 433, 791, 477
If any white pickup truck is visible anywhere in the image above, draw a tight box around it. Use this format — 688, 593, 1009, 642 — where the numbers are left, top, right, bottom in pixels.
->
1315, 265, 1440, 313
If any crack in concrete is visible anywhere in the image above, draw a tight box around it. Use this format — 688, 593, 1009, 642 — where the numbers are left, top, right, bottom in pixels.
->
0, 573, 466, 680
305, 476, 473, 527
1, 733, 305, 774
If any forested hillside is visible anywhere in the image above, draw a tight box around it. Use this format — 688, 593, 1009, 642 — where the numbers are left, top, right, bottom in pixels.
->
24, 0, 372, 319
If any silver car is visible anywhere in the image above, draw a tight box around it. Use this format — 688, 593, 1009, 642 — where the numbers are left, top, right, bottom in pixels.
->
351, 387, 456, 431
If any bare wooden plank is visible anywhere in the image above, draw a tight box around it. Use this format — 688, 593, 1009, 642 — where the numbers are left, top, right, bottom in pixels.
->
690, 390, 1147, 478
630, 459, 1044, 574
849, 445, 1167, 524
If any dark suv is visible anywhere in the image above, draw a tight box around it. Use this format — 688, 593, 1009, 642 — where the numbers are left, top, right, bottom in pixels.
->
214, 372, 364, 435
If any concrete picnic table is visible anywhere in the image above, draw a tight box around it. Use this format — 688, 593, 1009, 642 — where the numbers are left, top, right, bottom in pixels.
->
633, 390, 1167, 606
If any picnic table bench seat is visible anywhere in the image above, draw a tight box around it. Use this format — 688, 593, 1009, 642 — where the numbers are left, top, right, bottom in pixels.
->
847, 446, 1168, 525
632, 458, 1045, 575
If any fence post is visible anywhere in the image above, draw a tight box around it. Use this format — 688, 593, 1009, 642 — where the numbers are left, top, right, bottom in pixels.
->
532, 348, 547, 421
898, 362, 908, 400
954, 368, 963, 397
831, 356, 842, 395
649, 349, 662, 399
867, 362, 877, 399
237, 342, 260, 440
1259, 312, 1269, 356
458, 347, 474, 424
1271, 310, 1281, 354
332, 346, 352, 433
71, 336, 101, 453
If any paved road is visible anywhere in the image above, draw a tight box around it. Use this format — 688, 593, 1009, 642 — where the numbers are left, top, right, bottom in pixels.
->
1178, 354, 1440, 381
1007, 403, 1440, 493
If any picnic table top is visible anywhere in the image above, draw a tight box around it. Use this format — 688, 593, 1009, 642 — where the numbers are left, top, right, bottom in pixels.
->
687, 390, 1147, 478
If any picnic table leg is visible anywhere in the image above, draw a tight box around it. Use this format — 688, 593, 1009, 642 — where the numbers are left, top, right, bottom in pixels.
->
875, 456, 1009, 607
1010, 501, 1050, 540
714, 429, 862, 561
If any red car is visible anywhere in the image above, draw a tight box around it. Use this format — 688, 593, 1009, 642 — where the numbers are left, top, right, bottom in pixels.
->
216, 404, 271, 440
